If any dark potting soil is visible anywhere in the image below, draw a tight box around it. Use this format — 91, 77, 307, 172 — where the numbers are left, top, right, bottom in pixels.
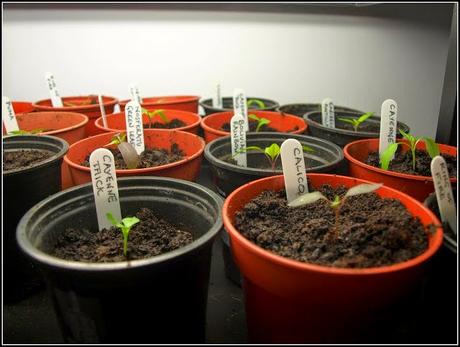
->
52, 208, 194, 262
220, 120, 299, 133
365, 150, 457, 177
81, 143, 185, 169
3, 149, 54, 172
145, 119, 187, 129
309, 113, 379, 132
235, 184, 430, 268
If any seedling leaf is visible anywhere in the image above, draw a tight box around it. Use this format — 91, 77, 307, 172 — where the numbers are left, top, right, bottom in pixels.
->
330, 195, 341, 208
302, 144, 314, 152
380, 142, 399, 170
344, 183, 383, 198
288, 191, 328, 207
357, 112, 374, 123
423, 137, 440, 158
264, 143, 280, 161
247, 99, 266, 109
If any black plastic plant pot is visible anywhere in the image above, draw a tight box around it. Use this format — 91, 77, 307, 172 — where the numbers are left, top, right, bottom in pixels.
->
16, 177, 223, 344
4, 135, 68, 303
200, 96, 279, 116
304, 111, 411, 147
278, 103, 363, 118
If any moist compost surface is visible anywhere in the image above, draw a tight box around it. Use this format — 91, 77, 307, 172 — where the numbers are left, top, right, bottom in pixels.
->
52, 208, 194, 262
145, 119, 187, 129
3, 149, 54, 171
365, 150, 457, 177
235, 184, 429, 268
81, 143, 185, 169
220, 120, 299, 133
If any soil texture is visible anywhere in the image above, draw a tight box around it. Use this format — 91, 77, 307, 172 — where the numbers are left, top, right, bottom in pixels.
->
3, 149, 54, 171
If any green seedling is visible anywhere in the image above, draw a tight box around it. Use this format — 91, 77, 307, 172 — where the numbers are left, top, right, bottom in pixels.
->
232, 142, 314, 170
337, 112, 374, 132
248, 113, 271, 132
7, 128, 45, 136
104, 132, 127, 147
247, 99, 266, 109
106, 212, 140, 257
142, 108, 169, 127
380, 129, 440, 171
103, 132, 140, 169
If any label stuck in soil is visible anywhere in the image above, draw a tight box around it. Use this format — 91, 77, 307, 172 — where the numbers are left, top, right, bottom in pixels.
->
98, 94, 108, 128
321, 98, 335, 128
233, 88, 248, 131
2, 96, 19, 132
431, 156, 457, 234
113, 103, 121, 113
89, 148, 122, 230
230, 114, 247, 167
44, 72, 63, 107
129, 83, 142, 104
280, 138, 308, 204
379, 99, 398, 157
125, 100, 145, 155
213, 83, 223, 108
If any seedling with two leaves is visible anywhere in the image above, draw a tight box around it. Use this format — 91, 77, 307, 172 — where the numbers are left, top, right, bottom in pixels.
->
248, 113, 271, 132
337, 112, 374, 132
247, 99, 266, 109
103, 132, 140, 169
106, 212, 140, 257
7, 128, 45, 136
142, 108, 169, 128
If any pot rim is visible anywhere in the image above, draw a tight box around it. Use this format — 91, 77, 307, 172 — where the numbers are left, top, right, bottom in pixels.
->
119, 95, 200, 107
344, 138, 458, 183
223, 173, 444, 276
16, 111, 89, 135
33, 95, 119, 111
63, 129, 205, 174
200, 96, 280, 111
16, 176, 224, 271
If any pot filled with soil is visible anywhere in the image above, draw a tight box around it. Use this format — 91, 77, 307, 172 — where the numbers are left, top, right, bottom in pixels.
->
223, 173, 443, 343
344, 138, 457, 202
95, 109, 201, 135
16, 176, 223, 343
119, 95, 200, 113
64, 129, 205, 186
278, 103, 363, 118
12, 101, 35, 113
201, 110, 307, 144
4, 135, 68, 303
32, 95, 119, 136
303, 110, 410, 147
200, 96, 279, 116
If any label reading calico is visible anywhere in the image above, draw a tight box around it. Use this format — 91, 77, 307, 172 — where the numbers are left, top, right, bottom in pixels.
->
379, 99, 398, 156
125, 101, 145, 155
321, 98, 335, 128
431, 156, 457, 235
129, 83, 142, 104
280, 139, 308, 204
230, 114, 247, 167
2, 96, 19, 132
90, 148, 122, 231
233, 88, 248, 131
44, 72, 63, 107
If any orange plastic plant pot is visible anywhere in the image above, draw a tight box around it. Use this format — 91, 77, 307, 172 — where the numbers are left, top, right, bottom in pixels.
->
12, 101, 35, 113
223, 174, 443, 343
95, 109, 201, 135
64, 129, 205, 187
32, 95, 118, 137
119, 96, 200, 113
200, 111, 308, 144
343, 138, 457, 202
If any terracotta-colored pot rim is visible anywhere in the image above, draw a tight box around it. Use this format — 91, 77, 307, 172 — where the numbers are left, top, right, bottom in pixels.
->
94, 110, 201, 133
223, 173, 444, 276
64, 129, 205, 174
17, 111, 89, 136
119, 95, 200, 106
343, 138, 457, 183
32, 95, 118, 111
201, 111, 307, 137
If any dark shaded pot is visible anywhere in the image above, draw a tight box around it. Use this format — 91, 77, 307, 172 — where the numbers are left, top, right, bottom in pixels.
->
17, 177, 223, 343
304, 111, 411, 147
4, 135, 69, 302
278, 103, 363, 118
200, 96, 279, 116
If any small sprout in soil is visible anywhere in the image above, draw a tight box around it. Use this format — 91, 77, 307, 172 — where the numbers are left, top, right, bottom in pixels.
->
103, 132, 140, 169
233, 142, 314, 170
7, 128, 45, 136
337, 112, 374, 132
380, 129, 440, 171
104, 132, 127, 147
248, 113, 271, 132
247, 99, 266, 109
106, 212, 140, 257
142, 108, 169, 127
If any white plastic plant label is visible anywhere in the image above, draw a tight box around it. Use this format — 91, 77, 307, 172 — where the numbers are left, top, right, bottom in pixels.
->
113, 103, 121, 113
44, 72, 63, 107
233, 88, 248, 131
129, 83, 142, 104
212, 83, 223, 108
321, 98, 335, 128
379, 99, 398, 156
89, 148, 122, 231
431, 156, 457, 235
230, 114, 247, 167
2, 96, 19, 133
280, 138, 308, 204
98, 94, 108, 128
124, 100, 145, 155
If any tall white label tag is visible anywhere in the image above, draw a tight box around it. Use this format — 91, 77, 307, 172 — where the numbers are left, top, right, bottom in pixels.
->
431, 156, 457, 235
125, 101, 145, 155
2, 96, 19, 132
379, 99, 398, 156
212, 83, 223, 108
280, 139, 308, 204
90, 148, 122, 231
321, 98, 335, 128
44, 72, 63, 107
230, 114, 247, 167
129, 83, 142, 104
233, 88, 248, 131
98, 94, 108, 128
